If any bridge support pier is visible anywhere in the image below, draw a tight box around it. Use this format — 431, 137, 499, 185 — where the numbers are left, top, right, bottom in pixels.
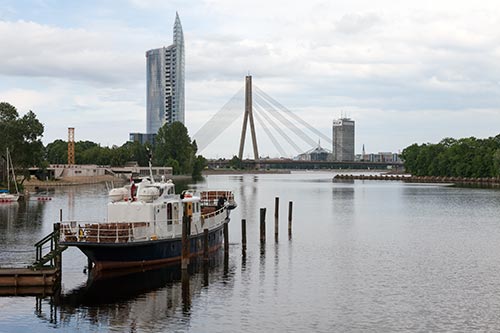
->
238, 75, 260, 169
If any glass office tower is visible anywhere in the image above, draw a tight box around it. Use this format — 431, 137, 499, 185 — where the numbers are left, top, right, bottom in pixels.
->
146, 13, 185, 134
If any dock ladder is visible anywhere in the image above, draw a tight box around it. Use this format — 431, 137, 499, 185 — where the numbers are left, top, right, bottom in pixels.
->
31, 223, 67, 270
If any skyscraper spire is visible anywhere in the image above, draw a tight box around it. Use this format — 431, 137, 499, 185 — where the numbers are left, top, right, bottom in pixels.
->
146, 13, 185, 134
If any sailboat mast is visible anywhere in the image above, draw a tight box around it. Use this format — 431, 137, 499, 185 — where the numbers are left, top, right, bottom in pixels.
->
9, 150, 19, 194
6, 148, 9, 192
6, 148, 18, 194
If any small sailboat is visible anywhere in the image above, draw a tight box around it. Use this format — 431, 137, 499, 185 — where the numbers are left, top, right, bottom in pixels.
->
0, 148, 20, 203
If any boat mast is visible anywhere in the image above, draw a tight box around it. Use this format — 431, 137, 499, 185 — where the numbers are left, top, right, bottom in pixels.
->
6, 148, 9, 193
10, 150, 19, 194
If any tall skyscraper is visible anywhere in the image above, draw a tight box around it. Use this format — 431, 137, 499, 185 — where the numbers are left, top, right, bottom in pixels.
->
332, 118, 355, 161
146, 12, 185, 135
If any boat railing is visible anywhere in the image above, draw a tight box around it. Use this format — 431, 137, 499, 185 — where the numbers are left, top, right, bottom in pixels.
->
59, 218, 184, 244
200, 190, 235, 206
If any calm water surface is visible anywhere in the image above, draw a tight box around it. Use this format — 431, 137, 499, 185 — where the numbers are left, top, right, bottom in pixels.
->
2, 171, 500, 332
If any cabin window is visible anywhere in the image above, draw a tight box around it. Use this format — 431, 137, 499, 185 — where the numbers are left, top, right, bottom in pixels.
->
167, 203, 172, 225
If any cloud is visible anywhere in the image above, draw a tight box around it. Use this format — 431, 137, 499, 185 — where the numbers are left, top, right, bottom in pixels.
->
1, 1, 500, 157
335, 12, 382, 34
0, 20, 146, 84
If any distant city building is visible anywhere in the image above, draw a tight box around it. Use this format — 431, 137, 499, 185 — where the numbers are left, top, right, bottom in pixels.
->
332, 118, 355, 161
129, 133, 156, 145
356, 151, 401, 163
146, 12, 185, 134
296, 142, 331, 161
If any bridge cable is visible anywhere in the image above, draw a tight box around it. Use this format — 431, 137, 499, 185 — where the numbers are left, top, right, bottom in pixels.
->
253, 103, 303, 155
254, 92, 318, 148
192, 88, 244, 152
254, 85, 332, 146
252, 109, 288, 157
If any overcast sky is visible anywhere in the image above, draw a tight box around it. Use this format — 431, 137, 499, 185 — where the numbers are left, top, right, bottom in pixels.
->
1, 0, 500, 158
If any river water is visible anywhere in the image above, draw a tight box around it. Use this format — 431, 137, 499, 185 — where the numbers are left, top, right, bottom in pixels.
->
2, 171, 500, 332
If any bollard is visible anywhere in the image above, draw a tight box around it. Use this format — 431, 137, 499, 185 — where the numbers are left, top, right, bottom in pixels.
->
274, 197, 279, 240
260, 208, 266, 243
203, 228, 209, 261
241, 219, 247, 248
288, 201, 293, 236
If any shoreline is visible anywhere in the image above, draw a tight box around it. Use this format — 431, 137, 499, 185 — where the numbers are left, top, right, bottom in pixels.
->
334, 174, 500, 187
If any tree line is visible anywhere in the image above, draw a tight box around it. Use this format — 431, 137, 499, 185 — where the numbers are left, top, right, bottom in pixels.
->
0, 102, 206, 182
401, 135, 500, 178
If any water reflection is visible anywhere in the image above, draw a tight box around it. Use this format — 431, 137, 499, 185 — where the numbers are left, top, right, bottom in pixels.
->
0, 199, 48, 266
35, 254, 228, 331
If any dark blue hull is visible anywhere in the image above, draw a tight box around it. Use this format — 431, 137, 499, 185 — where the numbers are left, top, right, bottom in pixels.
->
64, 220, 227, 271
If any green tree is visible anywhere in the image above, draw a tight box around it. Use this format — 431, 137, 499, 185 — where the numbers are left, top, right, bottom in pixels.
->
0, 102, 44, 179
192, 155, 207, 180
153, 122, 204, 178
229, 155, 243, 169
46, 139, 68, 164
402, 134, 500, 178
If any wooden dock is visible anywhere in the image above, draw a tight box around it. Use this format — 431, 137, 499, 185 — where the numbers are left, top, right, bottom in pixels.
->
0, 222, 65, 296
0, 268, 59, 296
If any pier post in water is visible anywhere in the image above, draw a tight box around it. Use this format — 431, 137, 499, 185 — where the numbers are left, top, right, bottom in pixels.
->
241, 219, 247, 249
274, 197, 279, 241
203, 228, 209, 262
288, 201, 293, 237
260, 208, 266, 244
224, 221, 229, 256
181, 215, 190, 270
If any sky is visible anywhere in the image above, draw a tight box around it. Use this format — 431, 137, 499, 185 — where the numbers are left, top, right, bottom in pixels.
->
1, 0, 500, 158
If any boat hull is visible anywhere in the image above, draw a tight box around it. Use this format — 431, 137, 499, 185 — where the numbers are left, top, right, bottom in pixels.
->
62, 220, 227, 271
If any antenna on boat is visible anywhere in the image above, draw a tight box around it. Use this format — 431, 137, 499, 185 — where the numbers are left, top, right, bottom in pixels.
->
146, 147, 154, 181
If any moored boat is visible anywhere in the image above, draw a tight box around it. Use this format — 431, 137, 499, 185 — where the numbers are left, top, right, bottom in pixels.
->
59, 176, 236, 271
0, 191, 19, 203
0, 148, 20, 203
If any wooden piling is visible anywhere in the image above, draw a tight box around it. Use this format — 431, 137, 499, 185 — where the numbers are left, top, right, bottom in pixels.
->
53, 222, 63, 282
288, 201, 293, 236
260, 208, 266, 243
203, 228, 209, 261
274, 197, 279, 240
181, 268, 191, 312
181, 215, 190, 270
224, 221, 229, 255
241, 219, 247, 248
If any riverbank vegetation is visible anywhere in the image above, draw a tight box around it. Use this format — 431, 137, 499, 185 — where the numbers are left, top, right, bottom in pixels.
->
1, 102, 206, 182
401, 135, 500, 177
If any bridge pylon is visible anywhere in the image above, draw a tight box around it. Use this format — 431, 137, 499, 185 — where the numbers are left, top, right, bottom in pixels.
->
238, 75, 260, 168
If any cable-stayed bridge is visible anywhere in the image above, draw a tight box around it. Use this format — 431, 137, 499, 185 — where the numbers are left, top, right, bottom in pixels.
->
193, 76, 332, 159
193, 76, 402, 170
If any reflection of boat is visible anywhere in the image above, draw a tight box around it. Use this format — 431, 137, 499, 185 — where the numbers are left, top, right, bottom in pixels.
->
61, 255, 223, 306
0, 148, 20, 203
59, 166, 236, 271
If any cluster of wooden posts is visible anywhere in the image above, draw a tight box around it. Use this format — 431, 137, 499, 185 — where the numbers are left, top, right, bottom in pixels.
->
256, 197, 293, 245
180, 197, 294, 270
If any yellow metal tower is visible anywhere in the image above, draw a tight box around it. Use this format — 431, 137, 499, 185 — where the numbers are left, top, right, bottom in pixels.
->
68, 127, 75, 165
